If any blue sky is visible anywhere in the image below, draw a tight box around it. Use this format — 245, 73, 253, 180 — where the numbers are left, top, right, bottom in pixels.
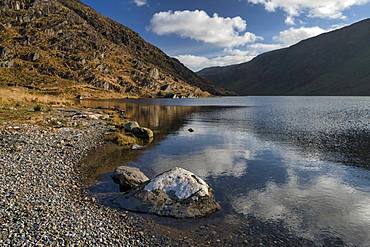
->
82, 0, 370, 71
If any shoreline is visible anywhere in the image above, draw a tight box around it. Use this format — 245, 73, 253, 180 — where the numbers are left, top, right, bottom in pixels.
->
0, 105, 318, 246
0, 107, 181, 246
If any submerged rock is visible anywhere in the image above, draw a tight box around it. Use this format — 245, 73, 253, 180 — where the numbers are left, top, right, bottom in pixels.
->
111, 167, 221, 218
112, 166, 149, 192
123, 121, 140, 132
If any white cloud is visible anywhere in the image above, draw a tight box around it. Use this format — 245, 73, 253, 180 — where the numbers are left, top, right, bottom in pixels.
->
177, 26, 332, 71
149, 10, 261, 48
248, 43, 285, 52
133, 0, 147, 7
176, 49, 257, 71
233, 175, 370, 244
273, 26, 329, 45
248, 0, 369, 24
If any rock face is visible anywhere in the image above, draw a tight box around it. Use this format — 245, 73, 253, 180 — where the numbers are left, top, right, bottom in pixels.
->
112, 166, 149, 192
112, 167, 221, 218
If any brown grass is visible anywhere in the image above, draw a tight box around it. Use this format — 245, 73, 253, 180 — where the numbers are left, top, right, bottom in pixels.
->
0, 87, 72, 107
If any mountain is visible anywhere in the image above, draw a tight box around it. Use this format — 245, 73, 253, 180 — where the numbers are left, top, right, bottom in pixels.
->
0, 0, 217, 98
198, 19, 370, 96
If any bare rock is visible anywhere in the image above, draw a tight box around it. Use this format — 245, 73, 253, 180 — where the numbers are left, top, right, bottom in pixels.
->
27, 52, 40, 62
149, 68, 159, 80
123, 121, 140, 132
112, 167, 221, 218
112, 166, 149, 192
0, 47, 9, 59
160, 84, 172, 92
132, 127, 153, 140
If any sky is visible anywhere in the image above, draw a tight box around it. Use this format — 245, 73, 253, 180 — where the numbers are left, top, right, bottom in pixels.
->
81, 0, 370, 71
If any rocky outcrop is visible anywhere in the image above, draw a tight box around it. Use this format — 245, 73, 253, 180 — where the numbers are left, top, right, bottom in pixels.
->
26, 52, 40, 62
112, 166, 149, 192
148, 68, 159, 80
111, 167, 221, 218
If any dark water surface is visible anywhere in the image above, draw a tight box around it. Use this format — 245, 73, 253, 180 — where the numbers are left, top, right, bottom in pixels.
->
83, 97, 370, 246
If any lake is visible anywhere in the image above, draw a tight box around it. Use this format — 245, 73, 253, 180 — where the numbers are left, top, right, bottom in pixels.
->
83, 96, 370, 246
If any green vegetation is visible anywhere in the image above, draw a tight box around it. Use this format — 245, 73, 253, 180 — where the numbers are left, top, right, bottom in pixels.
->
33, 104, 42, 112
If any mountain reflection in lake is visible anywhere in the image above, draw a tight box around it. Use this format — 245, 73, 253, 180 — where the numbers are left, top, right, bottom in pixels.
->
83, 97, 370, 246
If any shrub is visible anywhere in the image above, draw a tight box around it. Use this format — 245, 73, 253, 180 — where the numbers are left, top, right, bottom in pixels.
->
33, 104, 42, 112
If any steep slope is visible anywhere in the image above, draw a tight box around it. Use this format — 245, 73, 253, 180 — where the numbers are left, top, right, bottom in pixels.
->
0, 0, 216, 98
198, 19, 370, 96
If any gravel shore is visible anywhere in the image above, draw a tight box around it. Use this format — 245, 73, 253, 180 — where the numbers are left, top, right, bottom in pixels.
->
0, 109, 176, 246
0, 108, 320, 246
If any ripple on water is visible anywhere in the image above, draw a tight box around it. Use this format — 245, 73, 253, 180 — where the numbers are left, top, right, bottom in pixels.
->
82, 96, 370, 246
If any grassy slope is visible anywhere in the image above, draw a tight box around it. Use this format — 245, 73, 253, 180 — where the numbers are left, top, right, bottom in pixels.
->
0, 0, 215, 98
198, 19, 370, 96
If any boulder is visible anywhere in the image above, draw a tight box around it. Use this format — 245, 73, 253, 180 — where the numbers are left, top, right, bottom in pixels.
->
15, 1, 20, 11
132, 127, 153, 140
119, 110, 126, 119
148, 68, 159, 80
160, 84, 171, 92
122, 121, 154, 140
27, 52, 40, 62
111, 167, 221, 218
163, 92, 178, 98
123, 121, 140, 132
0, 47, 9, 59
0, 60, 14, 68
23, 16, 31, 23
112, 166, 149, 192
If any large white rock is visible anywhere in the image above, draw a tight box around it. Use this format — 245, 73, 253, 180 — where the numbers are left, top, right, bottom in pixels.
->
112, 167, 220, 218
144, 167, 210, 200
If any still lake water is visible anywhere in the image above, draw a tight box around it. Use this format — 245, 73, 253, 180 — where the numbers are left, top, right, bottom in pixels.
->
84, 97, 370, 246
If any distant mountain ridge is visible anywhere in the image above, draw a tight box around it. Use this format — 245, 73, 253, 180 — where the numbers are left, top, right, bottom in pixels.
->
198, 19, 370, 96
0, 0, 218, 98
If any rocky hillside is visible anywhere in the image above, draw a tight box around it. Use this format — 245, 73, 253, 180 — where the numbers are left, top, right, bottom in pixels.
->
198, 19, 370, 96
0, 0, 216, 98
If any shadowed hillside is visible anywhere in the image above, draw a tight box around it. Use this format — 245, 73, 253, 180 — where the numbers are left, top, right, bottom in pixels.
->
198, 19, 370, 96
